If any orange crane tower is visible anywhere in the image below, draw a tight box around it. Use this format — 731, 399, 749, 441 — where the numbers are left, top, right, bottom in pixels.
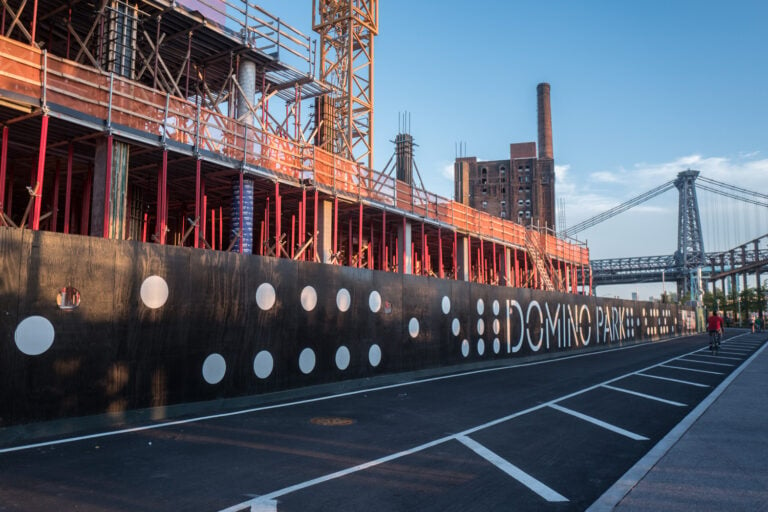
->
312, 0, 378, 170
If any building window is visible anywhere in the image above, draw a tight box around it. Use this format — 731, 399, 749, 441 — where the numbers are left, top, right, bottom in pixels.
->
482, 200, 488, 209
525, 199, 531, 206
525, 211, 531, 219
518, 211, 524, 217
517, 199, 524, 206
525, 166, 530, 173
500, 210, 506, 218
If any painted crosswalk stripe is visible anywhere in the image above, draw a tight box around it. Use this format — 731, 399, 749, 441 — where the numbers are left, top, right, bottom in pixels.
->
457, 435, 568, 503
602, 384, 686, 406
549, 404, 649, 441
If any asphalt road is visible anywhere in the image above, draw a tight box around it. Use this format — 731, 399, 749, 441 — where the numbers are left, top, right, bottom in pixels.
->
0, 330, 760, 511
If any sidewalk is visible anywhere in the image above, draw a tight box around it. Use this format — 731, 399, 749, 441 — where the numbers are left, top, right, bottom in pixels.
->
590, 332, 768, 512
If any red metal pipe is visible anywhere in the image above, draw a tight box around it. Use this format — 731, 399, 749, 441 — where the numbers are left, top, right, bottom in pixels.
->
194, 159, 201, 248
381, 210, 386, 271
211, 208, 216, 250
63, 142, 73, 234
313, 189, 318, 262
358, 203, 363, 268
275, 182, 281, 257
31, 0, 39, 43
0, 126, 7, 215
142, 212, 147, 242
453, 231, 458, 280
438, 228, 444, 278
291, 215, 295, 259
50, 159, 60, 231
32, 115, 49, 230
239, 172, 244, 253
333, 196, 338, 258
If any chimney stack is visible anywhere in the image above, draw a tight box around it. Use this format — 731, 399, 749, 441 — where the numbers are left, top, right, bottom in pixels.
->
537, 83, 553, 159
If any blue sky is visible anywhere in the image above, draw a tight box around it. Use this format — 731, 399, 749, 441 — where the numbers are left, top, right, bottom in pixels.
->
259, 1, 768, 299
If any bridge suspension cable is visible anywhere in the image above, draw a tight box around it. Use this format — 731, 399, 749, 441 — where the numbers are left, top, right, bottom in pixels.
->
560, 180, 675, 238
696, 176, 768, 208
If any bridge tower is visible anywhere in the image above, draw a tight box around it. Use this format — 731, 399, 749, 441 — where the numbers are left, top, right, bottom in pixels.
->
673, 169, 706, 301
313, 0, 379, 169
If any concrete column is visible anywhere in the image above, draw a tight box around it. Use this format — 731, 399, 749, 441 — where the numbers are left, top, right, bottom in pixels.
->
398, 220, 412, 274
91, 137, 129, 239
501, 247, 512, 286
316, 199, 334, 263
232, 58, 256, 252
456, 235, 470, 281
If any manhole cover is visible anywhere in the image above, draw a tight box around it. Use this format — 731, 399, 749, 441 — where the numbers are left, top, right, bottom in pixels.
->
310, 416, 355, 426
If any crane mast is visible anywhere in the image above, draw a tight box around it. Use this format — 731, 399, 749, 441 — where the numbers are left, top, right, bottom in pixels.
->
313, 0, 378, 169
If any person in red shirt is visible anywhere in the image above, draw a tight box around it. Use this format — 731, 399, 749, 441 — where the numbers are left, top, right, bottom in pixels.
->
707, 311, 724, 333
707, 310, 724, 352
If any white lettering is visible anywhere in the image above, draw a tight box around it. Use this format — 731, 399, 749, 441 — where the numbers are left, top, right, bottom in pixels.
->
527, 300, 543, 352
580, 305, 591, 346
545, 303, 560, 350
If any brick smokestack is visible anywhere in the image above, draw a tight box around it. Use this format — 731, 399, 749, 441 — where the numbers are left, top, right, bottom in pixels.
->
537, 82, 553, 159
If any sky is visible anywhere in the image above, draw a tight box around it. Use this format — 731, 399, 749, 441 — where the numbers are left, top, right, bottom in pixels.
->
258, 1, 768, 299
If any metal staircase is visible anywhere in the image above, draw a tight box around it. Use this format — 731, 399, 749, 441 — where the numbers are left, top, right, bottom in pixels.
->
524, 229, 556, 291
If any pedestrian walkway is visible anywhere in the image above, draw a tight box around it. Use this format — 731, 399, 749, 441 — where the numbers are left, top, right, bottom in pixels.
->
589, 332, 768, 511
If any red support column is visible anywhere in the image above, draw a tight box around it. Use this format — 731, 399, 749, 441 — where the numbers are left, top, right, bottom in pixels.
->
101, 134, 113, 238
238, 172, 244, 253
291, 215, 295, 259
301, 188, 307, 259
63, 142, 73, 234
453, 231, 458, 280
31, 115, 49, 230
358, 203, 363, 268
80, 167, 92, 235
480, 239, 485, 283
492, 242, 497, 284
514, 248, 519, 287
218, 206, 222, 250
524, 253, 529, 288
421, 222, 426, 275
313, 189, 319, 262
333, 196, 338, 259
381, 210, 387, 271
275, 182, 281, 257
438, 228, 444, 279
50, 159, 60, 231
194, 159, 201, 248
348, 216, 353, 267
401, 216, 407, 274
0, 126, 7, 215
142, 212, 147, 242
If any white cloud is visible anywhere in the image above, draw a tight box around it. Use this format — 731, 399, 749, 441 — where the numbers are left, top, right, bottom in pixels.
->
589, 171, 622, 183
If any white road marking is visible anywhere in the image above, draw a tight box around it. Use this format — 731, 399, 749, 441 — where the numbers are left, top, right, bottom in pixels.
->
548, 404, 649, 441
678, 358, 735, 367
601, 384, 686, 406
659, 364, 724, 375
457, 435, 568, 502
692, 354, 742, 361
634, 372, 709, 387
588, 335, 766, 511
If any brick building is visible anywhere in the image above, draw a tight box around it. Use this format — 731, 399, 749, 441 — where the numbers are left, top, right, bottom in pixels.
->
454, 83, 556, 229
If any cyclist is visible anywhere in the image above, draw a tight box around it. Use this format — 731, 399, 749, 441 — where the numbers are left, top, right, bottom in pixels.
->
707, 310, 724, 353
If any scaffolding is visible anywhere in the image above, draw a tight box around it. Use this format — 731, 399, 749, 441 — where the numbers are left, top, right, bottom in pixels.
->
0, 0, 590, 294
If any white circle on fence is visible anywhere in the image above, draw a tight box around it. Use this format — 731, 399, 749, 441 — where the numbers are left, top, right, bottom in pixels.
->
441, 296, 451, 315
409, 318, 420, 338
253, 350, 274, 379
14, 316, 55, 356
493, 318, 500, 335
301, 286, 317, 312
336, 288, 351, 312
477, 338, 485, 356
477, 318, 485, 335
140, 275, 169, 309
369, 291, 382, 313
461, 339, 470, 358
452, 318, 461, 336
256, 283, 276, 311
202, 353, 226, 384
299, 348, 316, 374
476, 299, 485, 315
369, 344, 382, 367
493, 338, 500, 354
493, 300, 500, 316
336, 346, 351, 370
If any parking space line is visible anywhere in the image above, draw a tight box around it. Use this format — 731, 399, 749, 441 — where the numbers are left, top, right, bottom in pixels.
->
692, 354, 742, 361
659, 364, 724, 375
457, 435, 568, 503
634, 373, 709, 387
678, 358, 735, 367
548, 404, 649, 441
601, 385, 686, 406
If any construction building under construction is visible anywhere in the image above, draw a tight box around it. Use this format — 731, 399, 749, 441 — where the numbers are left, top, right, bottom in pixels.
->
0, 0, 589, 292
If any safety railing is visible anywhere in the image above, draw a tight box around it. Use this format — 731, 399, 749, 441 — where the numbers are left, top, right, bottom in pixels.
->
0, 34, 589, 266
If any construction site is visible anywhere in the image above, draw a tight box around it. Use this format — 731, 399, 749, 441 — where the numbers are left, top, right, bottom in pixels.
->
7, 0, 706, 431
0, 0, 589, 290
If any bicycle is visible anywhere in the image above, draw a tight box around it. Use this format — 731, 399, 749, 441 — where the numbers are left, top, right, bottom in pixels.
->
709, 330, 721, 355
